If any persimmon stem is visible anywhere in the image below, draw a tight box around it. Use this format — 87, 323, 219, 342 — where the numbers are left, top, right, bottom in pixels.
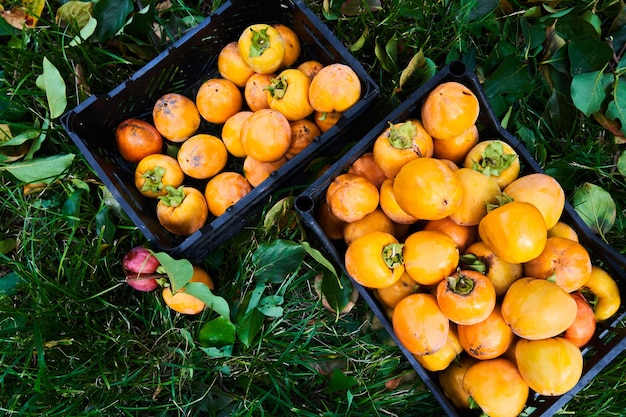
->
382, 243, 404, 269
388, 121, 417, 150
459, 254, 487, 274
472, 141, 517, 177
447, 273, 474, 295
157, 185, 185, 207
249, 27, 271, 57
141, 165, 166, 193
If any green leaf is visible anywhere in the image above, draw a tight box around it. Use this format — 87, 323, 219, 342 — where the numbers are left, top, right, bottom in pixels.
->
95, 204, 116, 243
0, 238, 17, 255
56, 1, 94, 30
150, 251, 193, 292
69, 17, 98, 47
92, 0, 134, 42
300, 241, 337, 279
571, 182, 616, 240
328, 369, 357, 393
606, 78, 626, 136
484, 55, 533, 99
348, 26, 368, 52
252, 239, 305, 283
320, 270, 355, 314
62, 188, 84, 227
570, 70, 612, 116
543, 90, 577, 134
235, 291, 266, 348
35, 58, 67, 119
568, 38, 613, 75
0, 153, 75, 183
257, 295, 284, 318
198, 316, 236, 348
184, 282, 231, 319
0, 272, 21, 297
617, 151, 626, 177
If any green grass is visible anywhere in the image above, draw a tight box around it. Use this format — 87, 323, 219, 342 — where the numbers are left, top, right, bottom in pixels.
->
2, 0, 626, 416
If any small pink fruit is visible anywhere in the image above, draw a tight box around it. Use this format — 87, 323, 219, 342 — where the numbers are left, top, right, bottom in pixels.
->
123, 246, 161, 292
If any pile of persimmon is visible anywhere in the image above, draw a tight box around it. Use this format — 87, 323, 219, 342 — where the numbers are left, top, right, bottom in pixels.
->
114, 22, 363, 236
318, 81, 623, 417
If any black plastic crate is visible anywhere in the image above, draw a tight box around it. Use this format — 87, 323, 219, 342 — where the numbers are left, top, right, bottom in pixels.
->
60, 0, 378, 261
295, 61, 626, 416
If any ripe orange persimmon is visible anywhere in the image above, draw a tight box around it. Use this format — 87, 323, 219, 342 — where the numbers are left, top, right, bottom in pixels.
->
379, 178, 419, 225
204, 172, 252, 217
344, 231, 405, 289
432, 124, 479, 165
238, 24, 285, 74
325, 173, 379, 223
286, 119, 320, 159
392, 293, 449, 356
374, 271, 419, 309
162, 265, 215, 315
464, 140, 520, 189
134, 154, 184, 198
423, 217, 477, 254
314, 110, 342, 133
316, 199, 346, 241
244, 73, 274, 111
393, 157, 463, 220
421, 82, 480, 141
177, 134, 228, 180
115, 118, 163, 163
221, 111, 253, 158
196, 78, 243, 125
242, 155, 287, 187
343, 208, 395, 246
266, 69, 314, 121
503, 172, 565, 230
297, 60, 324, 80
458, 305, 514, 360
347, 152, 386, 188
152, 93, 201, 143
272, 23, 300, 67
415, 324, 463, 372
309, 63, 361, 113
403, 230, 459, 286
438, 356, 477, 409
462, 241, 523, 296
448, 167, 501, 226
436, 269, 496, 325
548, 221, 579, 241
156, 186, 208, 236
217, 41, 255, 87
240, 109, 292, 162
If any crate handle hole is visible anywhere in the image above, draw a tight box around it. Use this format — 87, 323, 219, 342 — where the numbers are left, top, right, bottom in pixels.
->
449, 61, 466, 76
295, 195, 315, 213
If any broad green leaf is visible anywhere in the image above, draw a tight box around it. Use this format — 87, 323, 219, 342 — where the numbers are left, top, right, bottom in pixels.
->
570, 70, 612, 116
92, 0, 134, 42
198, 316, 236, 348
121, 4, 155, 38
568, 38, 613, 75
320, 270, 355, 315
348, 26, 368, 52
0, 153, 74, 183
581, 10, 602, 36
184, 281, 231, 319
484, 55, 533, 99
150, 251, 193, 292
95, 204, 116, 243
257, 295, 284, 318
69, 17, 98, 47
399, 50, 425, 90
329, 369, 358, 393
35, 57, 67, 119
374, 36, 396, 73
252, 239, 305, 283
300, 241, 337, 279
606, 78, 626, 136
618, 151, 626, 177
571, 182, 616, 240
554, 13, 600, 40
543, 89, 577, 133
56, 1, 94, 30
0, 272, 20, 296
236, 290, 266, 348
244, 280, 266, 315
0, 238, 17, 254
0, 129, 38, 147
62, 188, 84, 227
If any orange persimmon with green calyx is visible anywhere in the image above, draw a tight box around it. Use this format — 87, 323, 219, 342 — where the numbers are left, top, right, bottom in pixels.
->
152, 93, 201, 143
423, 217, 477, 254
421, 81, 480, 141
272, 23, 300, 67
432, 124, 479, 165
238, 24, 285, 74
266, 69, 314, 121
156, 186, 208, 235
240, 109, 292, 162
217, 41, 255, 87
392, 293, 449, 355
348, 152, 386, 188
177, 134, 228, 180
462, 358, 529, 417
242, 155, 287, 187
464, 139, 520, 189
449, 167, 501, 226
403, 230, 459, 286
162, 265, 215, 315
458, 305, 514, 360
436, 269, 496, 325
501, 277, 577, 340
115, 118, 163, 163
286, 119, 320, 160
343, 208, 395, 246
581, 265, 621, 322
309, 63, 361, 113
244, 73, 274, 111
314, 110, 342, 133
196, 78, 243, 125
478, 199, 547, 264
344, 231, 405, 289
438, 356, 477, 409
415, 324, 463, 372
326, 173, 379, 223
374, 271, 420, 310
393, 157, 463, 220
523, 236, 592, 293
134, 154, 184, 198
504, 172, 565, 230
204, 172, 252, 217
461, 241, 523, 296
222, 111, 253, 158
379, 178, 419, 225
372, 120, 434, 179
515, 337, 583, 396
